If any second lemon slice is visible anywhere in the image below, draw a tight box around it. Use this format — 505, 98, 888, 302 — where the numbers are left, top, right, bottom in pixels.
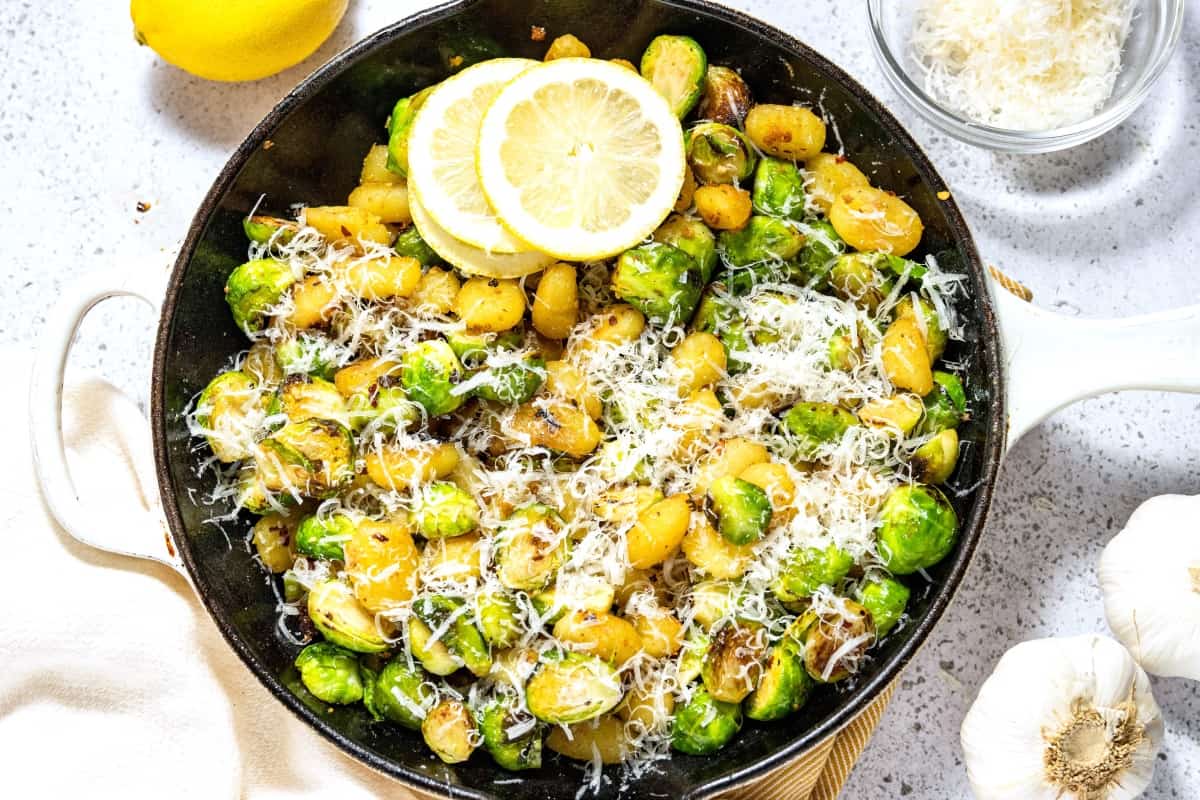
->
477, 58, 686, 262
407, 58, 539, 254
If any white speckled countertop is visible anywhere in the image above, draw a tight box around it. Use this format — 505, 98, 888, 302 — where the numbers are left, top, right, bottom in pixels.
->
2, 1, 1197, 796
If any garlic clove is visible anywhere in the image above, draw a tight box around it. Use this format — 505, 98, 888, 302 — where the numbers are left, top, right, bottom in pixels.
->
1098, 494, 1200, 681
961, 634, 1162, 800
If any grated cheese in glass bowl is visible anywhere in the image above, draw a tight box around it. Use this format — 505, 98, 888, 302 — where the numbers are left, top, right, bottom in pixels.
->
867, 0, 1184, 152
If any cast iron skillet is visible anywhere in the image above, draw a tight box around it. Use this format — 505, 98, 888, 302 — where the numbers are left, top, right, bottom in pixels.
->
151, 0, 1004, 796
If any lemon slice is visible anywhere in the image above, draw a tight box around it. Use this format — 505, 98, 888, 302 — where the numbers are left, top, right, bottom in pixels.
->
407, 58, 539, 254
409, 190, 555, 278
477, 58, 686, 262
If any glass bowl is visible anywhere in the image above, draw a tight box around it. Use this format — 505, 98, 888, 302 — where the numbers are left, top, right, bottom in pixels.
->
867, 0, 1185, 153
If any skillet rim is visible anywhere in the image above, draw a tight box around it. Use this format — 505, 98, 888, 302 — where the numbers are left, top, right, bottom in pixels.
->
150, 1, 1006, 796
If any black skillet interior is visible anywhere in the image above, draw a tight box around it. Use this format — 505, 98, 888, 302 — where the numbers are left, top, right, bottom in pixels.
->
153, 1, 1003, 797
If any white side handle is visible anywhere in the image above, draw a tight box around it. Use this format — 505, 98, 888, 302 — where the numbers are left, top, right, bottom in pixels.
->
29, 263, 185, 575
990, 267, 1200, 447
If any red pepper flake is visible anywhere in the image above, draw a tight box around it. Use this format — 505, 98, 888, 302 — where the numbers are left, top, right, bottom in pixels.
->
834, 155, 848, 164
531, 25, 546, 42
136, 201, 151, 213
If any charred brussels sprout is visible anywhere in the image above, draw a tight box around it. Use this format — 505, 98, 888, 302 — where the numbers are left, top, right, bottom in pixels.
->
259, 418, 355, 497
235, 465, 295, 515
386, 86, 434, 177
920, 371, 967, 434
686, 122, 756, 185
413, 481, 480, 539
525, 651, 623, 724
475, 356, 546, 405
744, 630, 814, 721
400, 339, 465, 417
294, 642, 363, 704
701, 621, 768, 703
671, 687, 742, 755
653, 214, 718, 283
772, 544, 855, 603
225, 258, 296, 335
857, 576, 911, 637
477, 591, 522, 648
639, 35, 707, 118
295, 512, 355, 560
479, 696, 542, 770
393, 225, 440, 266
696, 65, 753, 127
752, 157, 807, 221
243, 215, 299, 246
828, 253, 895, 313
691, 285, 751, 373
412, 595, 493, 677
275, 374, 346, 424
409, 618, 462, 676
307, 580, 389, 653
718, 216, 806, 267
495, 504, 567, 591
707, 475, 772, 545
794, 600, 875, 683
372, 657, 435, 729
911, 428, 960, 484
781, 401, 857, 458
196, 371, 261, 463
613, 243, 704, 325
274, 334, 341, 380
877, 485, 959, 575
422, 699, 478, 764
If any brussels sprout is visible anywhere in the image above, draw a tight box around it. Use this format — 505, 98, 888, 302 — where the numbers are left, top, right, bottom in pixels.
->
827, 327, 860, 371
744, 630, 814, 721
752, 157, 806, 221
857, 576, 911, 637
409, 617, 462, 676
696, 65, 752, 127
717, 260, 807, 297
691, 285, 751, 373
422, 699, 478, 764
877, 484, 958, 574
700, 621, 768, 702
794, 599, 875, 683
346, 375, 416, 433
612, 243, 704, 325
259, 418, 355, 498
781, 401, 857, 459
477, 591, 522, 648
685, 122, 757, 185
294, 642, 363, 704
307, 580, 390, 653
677, 630, 712, 684
639, 35, 707, 118
689, 580, 736, 629
252, 512, 299, 573
372, 656, 436, 729
275, 374, 346, 424
771, 544, 855, 603
911, 428, 959, 484
475, 357, 546, 405
196, 371, 261, 463
386, 85, 434, 177
895, 295, 947, 362
671, 687, 742, 755
920, 371, 967, 434
446, 330, 521, 369
479, 696, 542, 770
243, 215, 299, 246
718, 216, 806, 268
495, 505, 568, 591
282, 569, 306, 603
296, 512, 355, 560
393, 225, 440, 266
707, 475, 772, 545
235, 464, 295, 515
794, 219, 844, 286
653, 214, 718, 283
225, 259, 296, 335
413, 482, 480, 539
529, 589, 568, 625
525, 651, 623, 724
400, 339, 466, 417
828, 253, 895, 313
274, 334, 341, 381
412, 595, 493, 677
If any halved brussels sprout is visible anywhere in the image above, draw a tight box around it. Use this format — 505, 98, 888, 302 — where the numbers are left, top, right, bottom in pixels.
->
446, 330, 519, 369
494, 504, 568, 591
676, 630, 712, 684
386, 85, 435, 177
920, 371, 967, 435
479, 695, 542, 770
794, 599, 876, 683
707, 475, 772, 545
235, 464, 295, 515
911, 428, 960, 484
259, 418, 355, 497
857, 576, 911, 637
413, 595, 492, 677
744, 630, 814, 721
827, 327, 860, 371
685, 122, 757, 185
718, 216, 806, 267
828, 253, 895, 313
771, 544, 855, 603
670, 687, 742, 755
477, 591, 522, 648
393, 225, 441, 266
794, 219, 844, 286
639, 35, 707, 118
422, 699, 478, 764
525, 651, 623, 724
372, 656, 435, 729
295, 512, 355, 560
274, 333, 341, 381
225, 258, 296, 335
689, 580, 736, 629
400, 339, 466, 417
409, 617, 462, 676
307, 580, 390, 653
696, 65, 753, 127
413, 481, 480, 539
752, 157, 806, 221
243, 215, 299, 246
474, 356, 546, 405
613, 243, 704, 325
196, 371, 261, 463
275, 374, 346, 424
876, 484, 959, 575
700, 620, 768, 703
294, 642, 363, 704
653, 214, 718, 283
691, 284, 751, 373
781, 401, 857, 459
348, 379, 415, 433
251, 512, 299, 573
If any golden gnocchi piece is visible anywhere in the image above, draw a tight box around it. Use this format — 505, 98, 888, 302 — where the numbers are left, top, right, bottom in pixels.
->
344, 255, 421, 300
546, 716, 628, 764
304, 205, 393, 246
344, 516, 419, 612
669, 331, 727, 396
694, 184, 752, 230
509, 399, 602, 458
289, 274, 338, 329
805, 152, 870, 214
411, 267, 460, 315
829, 186, 924, 257
347, 182, 413, 225
365, 442, 460, 488
531, 262, 579, 339
455, 277, 526, 332
680, 513, 755, 579
553, 609, 644, 664
544, 33, 590, 60
744, 103, 826, 160
626, 494, 692, 569
881, 315, 934, 394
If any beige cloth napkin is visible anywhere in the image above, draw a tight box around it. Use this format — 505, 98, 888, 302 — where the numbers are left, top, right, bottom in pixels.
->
4, 349, 891, 798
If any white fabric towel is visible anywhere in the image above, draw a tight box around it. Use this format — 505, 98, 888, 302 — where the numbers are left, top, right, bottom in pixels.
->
1, 350, 411, 799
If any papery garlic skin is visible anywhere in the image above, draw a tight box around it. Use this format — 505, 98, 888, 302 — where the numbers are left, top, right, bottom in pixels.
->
1099, 494, 1200, 681
961, 634, 1162, 800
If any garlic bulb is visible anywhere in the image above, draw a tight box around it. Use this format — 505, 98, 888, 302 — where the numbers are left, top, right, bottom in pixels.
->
960, 634, 1162, 800
1098, 493, 1200, 680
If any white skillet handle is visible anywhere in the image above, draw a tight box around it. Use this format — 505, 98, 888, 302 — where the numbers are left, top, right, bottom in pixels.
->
29, 262, 186, 575
990, 268, 1200, 447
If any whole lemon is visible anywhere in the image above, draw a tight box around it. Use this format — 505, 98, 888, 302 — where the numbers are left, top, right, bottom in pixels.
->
131, 0, 350, 82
